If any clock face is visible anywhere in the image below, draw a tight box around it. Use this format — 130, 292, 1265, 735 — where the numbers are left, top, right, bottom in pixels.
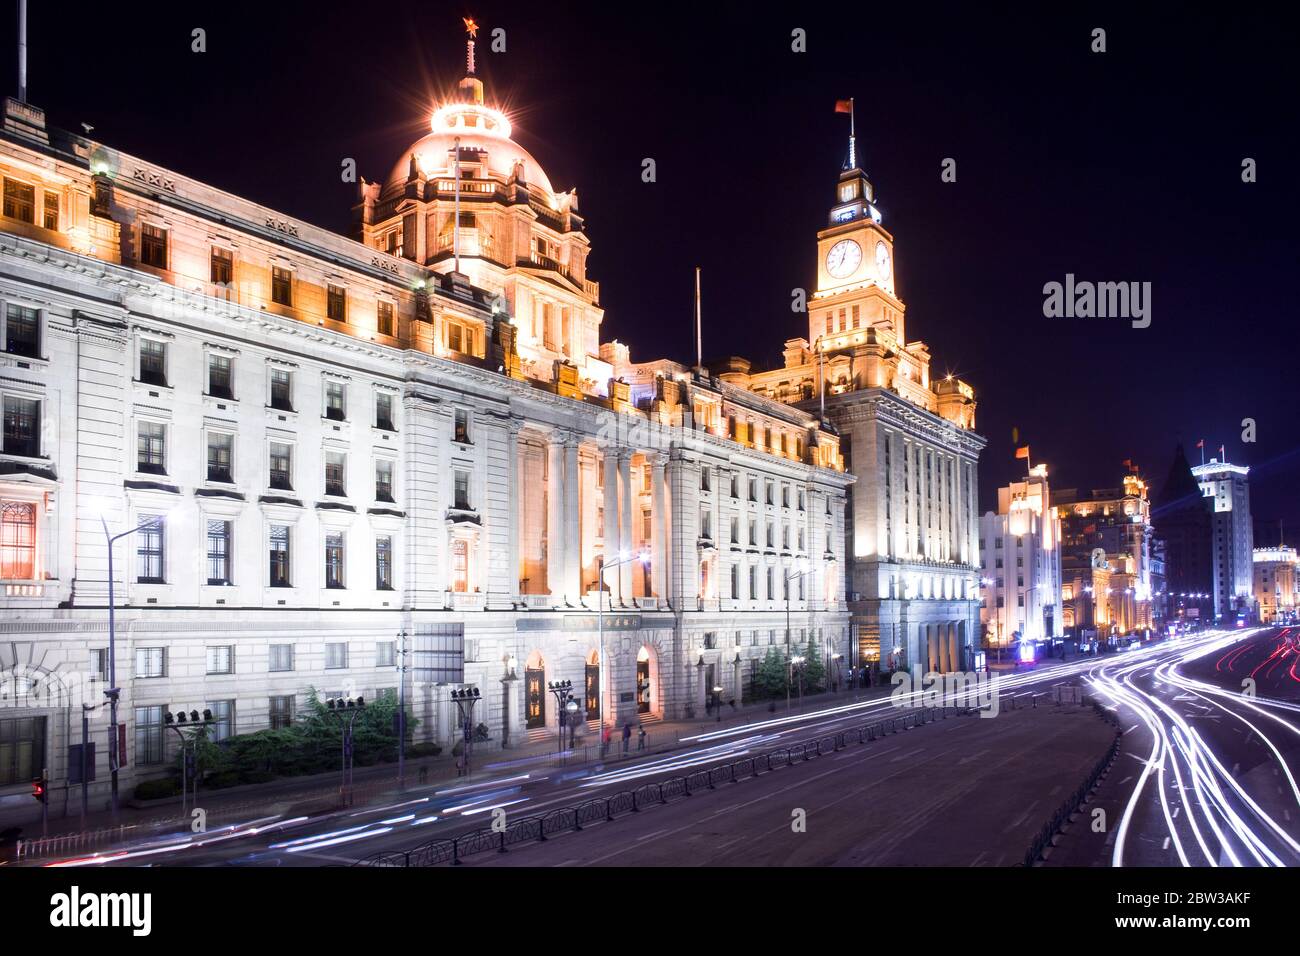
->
875, 241, 891, 283
825, 239, 862, 279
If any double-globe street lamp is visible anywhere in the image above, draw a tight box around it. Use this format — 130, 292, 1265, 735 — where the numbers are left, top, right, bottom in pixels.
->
547, 679, 577, 757
785, 560, 817, 712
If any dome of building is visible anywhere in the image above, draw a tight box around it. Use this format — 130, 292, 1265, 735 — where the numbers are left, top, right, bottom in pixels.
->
383, 98, 556, 199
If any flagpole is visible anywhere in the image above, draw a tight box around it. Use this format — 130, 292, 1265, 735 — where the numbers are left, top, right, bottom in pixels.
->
849, 97, 856, 169
453, 135, 461, 273
817, 339, 825, 420
694, 266, 702, 373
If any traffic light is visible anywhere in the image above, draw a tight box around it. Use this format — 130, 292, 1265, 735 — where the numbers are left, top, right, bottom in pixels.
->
31, 774, 46, 804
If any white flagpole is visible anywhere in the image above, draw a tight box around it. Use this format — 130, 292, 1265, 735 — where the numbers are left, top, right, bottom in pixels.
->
817, 339, 825, 420
848, 97, 856, 169
695, 266, 702, 373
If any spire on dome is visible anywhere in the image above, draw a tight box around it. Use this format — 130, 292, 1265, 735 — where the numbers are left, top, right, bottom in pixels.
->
463, 17, 478, 74
457, 17, 485, 105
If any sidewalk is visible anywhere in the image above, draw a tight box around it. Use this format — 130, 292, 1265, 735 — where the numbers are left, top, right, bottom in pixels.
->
5, 683, 896, 858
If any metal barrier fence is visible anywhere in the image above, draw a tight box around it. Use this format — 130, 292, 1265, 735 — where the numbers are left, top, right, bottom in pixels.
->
356, 704, 977, 867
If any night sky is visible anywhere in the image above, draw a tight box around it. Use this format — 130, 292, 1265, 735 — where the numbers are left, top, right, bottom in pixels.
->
7, 3, 1297, 529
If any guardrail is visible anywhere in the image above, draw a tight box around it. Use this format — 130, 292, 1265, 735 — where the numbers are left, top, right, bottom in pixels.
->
356, 704, 977, 867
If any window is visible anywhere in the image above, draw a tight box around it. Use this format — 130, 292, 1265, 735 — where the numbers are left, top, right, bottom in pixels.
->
2, 396, 39, 457
2, 178, 35, 222
748, 478, 757, 502
700, 510, 712, 540
136, 421, 166, 474
730, 564, 739, 599
206, 645, 234, 675
453, 408, 470, 444
376, 535, 393, 590
269, 442, 292, 490
139, 339, 167, 387
377, 300, 394, 337
324, 381, 346, 421
0, 501, 35, 579
206, 432, 233, 483
748, 564, 757, 600
375, 459, 394, 502
730, 516, 739, 545
269, 525, 291, 587
269, 695, 295, 730
136, 517, 164, 583
271, 266, 293, 306
140, 224, 168, 268
700, 468, 710, 492
207, 700, 234, 742
376, 641, 396, 667
730, 475, 739, 498
207, 354, 234, 399
452, 539, 469, 592
4, 304, 39, 358
642, 509, 651, 540
766, 567, 774, 599
269, 367, 293, 411
134, 646, 166, 679
375, 392, 395, 431
325, 451, 347, 497
209, 246, 233, 285
42, 193, 59, 230
206, 520, 232, 585
327, 284, 346, 322
325, 642, 349, 669
269, 642, 294, 672
90, 648, 109, 683
453, 470, 471, 510
134, 706, 165, 766
325, 533, 345, 588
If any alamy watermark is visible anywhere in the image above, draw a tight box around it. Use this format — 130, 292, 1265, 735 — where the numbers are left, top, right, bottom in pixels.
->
889, 667, 1000, 717
1043, 274, 1151, 329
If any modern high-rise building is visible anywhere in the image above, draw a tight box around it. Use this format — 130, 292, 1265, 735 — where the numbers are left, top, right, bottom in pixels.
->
1192, 457, 1256, 623
0, 34, 853, 813
707, 151, 985, 674
978, 465, 1063, 650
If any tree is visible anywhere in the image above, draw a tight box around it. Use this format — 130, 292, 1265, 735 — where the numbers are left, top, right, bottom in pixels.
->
756, 646, 789, 700
801, 637, 825, 692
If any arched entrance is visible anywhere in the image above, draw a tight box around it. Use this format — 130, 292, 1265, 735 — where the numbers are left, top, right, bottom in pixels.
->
524, 651, 546, 730
636, 645, 658, 716
584, 649, 600, 721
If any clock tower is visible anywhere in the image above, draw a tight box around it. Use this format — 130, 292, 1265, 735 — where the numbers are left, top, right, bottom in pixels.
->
812, 165, 906, 347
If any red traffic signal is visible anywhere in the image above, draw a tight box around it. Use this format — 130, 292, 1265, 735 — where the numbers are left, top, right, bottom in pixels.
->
31, 776, 46, 803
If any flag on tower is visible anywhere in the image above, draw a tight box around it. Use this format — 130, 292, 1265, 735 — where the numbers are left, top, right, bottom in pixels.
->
1015, 446, 1030, 460
834, 99, 853, 114
1195, 439, 1204, 448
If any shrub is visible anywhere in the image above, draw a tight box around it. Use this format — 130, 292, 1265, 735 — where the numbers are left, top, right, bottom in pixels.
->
405, 742, 442, 758
134, 777, 180, 801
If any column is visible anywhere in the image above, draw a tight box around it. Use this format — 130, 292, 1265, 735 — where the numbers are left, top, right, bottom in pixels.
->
505, 418, 522, 605
546, 434, 565, 601
652, 455, 668, 600
603, 446, 619, 598
562, 433, 581, 603
618, 450, 634, 602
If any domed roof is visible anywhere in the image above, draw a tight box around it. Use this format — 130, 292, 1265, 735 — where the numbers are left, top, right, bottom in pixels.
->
383, 100, 555, 198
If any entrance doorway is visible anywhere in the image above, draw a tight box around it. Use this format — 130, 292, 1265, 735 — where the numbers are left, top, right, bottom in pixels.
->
585, 651, 600, 721
524, 652, 545, 730
636, 650, 651, 715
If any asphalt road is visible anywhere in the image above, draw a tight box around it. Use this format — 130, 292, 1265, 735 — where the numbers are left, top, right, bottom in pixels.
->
1050, 626, 1300, 867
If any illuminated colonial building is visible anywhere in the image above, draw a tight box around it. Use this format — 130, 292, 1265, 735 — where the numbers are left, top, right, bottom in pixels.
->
712, 157, 985, 673
978, 466, 1063, 649
0, 40, 850, 811
1056, 471, 1157, 639
1253, 546, 1297, 624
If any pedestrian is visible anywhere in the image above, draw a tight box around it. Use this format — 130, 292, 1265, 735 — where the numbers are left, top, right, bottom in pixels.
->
637, 725, 646, 751
600, 725, 611, 758
418, 764, 429, 785
621, 722, 631, 754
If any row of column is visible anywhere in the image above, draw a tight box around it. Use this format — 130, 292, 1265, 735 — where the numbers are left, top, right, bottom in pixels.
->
923, 621, 962, 673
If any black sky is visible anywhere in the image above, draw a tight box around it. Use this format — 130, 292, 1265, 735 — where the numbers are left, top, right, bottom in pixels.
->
7, 2, 1298, 528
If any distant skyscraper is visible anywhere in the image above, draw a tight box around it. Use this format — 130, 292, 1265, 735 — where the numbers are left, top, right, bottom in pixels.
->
1191, 457, 1256, 623
1154, 443, 1215, 627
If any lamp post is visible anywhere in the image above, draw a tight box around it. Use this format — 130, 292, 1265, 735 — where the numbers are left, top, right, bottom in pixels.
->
565, 697, 580, 749
596, 550, 650, 732
325, 695, 366, 805
99, 512, 166, 824
547, 679, 575, 758
396, 629, 408, 790
784, 561, 816, 712
163, 708, 214, 821
711, 684, 723, 722
451, 686, 481, 777
789, 655, 806, 711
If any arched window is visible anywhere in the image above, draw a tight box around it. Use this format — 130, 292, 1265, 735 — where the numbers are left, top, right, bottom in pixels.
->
451, 539, 469, 592
0, 501, 36, 580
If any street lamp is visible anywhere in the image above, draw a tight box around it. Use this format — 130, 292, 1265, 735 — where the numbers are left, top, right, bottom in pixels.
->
596, 550, 650, 732
325, 695, 366, 805
164, 708, 214, 820
99, 510, 167, 824
451, 686, 481, 777
547, 679, 575, 757
789, 655, 806, 711
785, 560, 816, 712
711, 684, 724, 723
565, 697, 580, 748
